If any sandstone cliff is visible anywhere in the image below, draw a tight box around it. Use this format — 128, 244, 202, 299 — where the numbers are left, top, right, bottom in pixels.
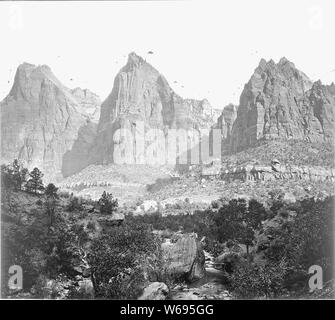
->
220, 163, 335, 183
214, 103, 238, 154
90, 52, 219, 165
70, 87, 101, 123
0, 63, 100, 181
230, 57, 335, 152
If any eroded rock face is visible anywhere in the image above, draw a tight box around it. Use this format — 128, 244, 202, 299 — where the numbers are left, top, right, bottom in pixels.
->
230, 58, 335, 152
62, 121, 98, 177
221, 163, 335, 183
307, 80, 335, 142
0, 63, 100, 181
215, 104, 238, 154
90, 52, 219, 165
70, 87, 101, 123
163, 235, 205, 282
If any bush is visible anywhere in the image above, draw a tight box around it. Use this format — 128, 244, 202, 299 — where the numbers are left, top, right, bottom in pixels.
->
88, 220, 161, 299
212, 198, 267, 254
220, 252, 244, 273
58, 190, 71, 198
228, 259, 288, 299
1, 212, 85, 294
203, 238, 225, 258
265, 196, 334, 284
86, 221, 96, 231
98, 191, 118, 215
66, 196, 83, 212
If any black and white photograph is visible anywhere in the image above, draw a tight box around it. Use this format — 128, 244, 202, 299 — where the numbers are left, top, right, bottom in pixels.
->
0, 0, 334, 304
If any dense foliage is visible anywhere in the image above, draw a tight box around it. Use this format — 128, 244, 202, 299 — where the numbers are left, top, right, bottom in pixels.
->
127, 195, 334, 298
88, 220, 161, 299
1, 159, 333, 299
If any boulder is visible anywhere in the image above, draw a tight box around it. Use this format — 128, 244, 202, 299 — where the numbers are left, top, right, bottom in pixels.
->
135, 200, 158, 214
138, 282, 169, 300
163, 235, 205, 282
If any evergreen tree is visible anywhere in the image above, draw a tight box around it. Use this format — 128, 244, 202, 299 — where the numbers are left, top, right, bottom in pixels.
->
44, 183, 59, 226
26, 167, 44, 194
45, 183, 59, 199
213, 199, 268, 255
247, 199, 267, 229
11, 159, 28, 191
1, 164, 14, 190
98, 191, 118, 215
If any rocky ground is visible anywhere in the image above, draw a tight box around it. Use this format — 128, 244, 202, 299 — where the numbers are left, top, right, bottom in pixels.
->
169, 251, 232, 300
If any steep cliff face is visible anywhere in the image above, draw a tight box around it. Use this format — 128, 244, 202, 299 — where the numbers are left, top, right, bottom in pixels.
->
70, 87, 101, 122
306, 80, 335, 142
61, 121, 98, 177
91, 52, 218, 165
215, 104, 238, 154
230, 58, 335, 152
221, 163, 335, 183
0, 63, 99, 181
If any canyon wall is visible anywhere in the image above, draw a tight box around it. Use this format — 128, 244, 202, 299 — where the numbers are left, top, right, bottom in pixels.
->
0, 63, 99, 181
227, 58, 335, 153
220, 163, 335, 183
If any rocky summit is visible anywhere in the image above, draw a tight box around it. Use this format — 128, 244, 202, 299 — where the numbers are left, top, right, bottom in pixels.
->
229, 57, 335, 152
1, 55, 334, 182
0, 63, 100, 181
90, 52, 220, 165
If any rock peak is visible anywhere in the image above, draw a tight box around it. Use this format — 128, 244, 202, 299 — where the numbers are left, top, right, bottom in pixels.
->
1, 62, 100, 181
314, 79, 323, 86
258, 58, 267, 69
278, 56, 296, 68
230, 58, 333, 152
127, 52, 145, 66
18, 62, 36, 69
279, 56, 289, 64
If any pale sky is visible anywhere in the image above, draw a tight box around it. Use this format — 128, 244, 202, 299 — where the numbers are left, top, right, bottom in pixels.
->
0, 0, 334, 109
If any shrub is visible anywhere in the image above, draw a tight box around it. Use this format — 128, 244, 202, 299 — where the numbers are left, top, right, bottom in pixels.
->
88, 220, 160, 299
66, 196, 83, 212
265, 196, 334, 283
98, 191, 118, 215
58, 190, 71, 198
228, 259, 288, 299
1, 160, 30, 192
203, 238, 225, 258
212, 198, 265, 254
86, 221, 96, 231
